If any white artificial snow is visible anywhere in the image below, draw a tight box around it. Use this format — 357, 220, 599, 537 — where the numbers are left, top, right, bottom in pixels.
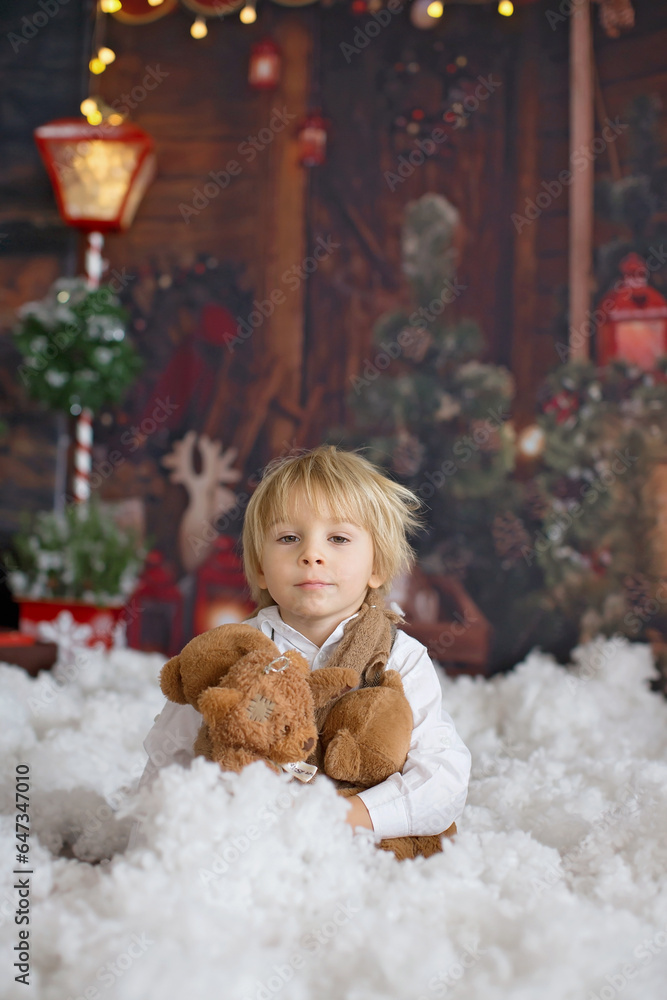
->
1, 637, 666, 1000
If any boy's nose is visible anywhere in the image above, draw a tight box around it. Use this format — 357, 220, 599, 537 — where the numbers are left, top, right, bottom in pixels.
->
299, 552, 323, 564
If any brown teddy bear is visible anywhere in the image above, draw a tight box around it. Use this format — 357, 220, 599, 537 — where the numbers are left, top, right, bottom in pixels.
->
316, 669, 456, 860
160, 624, 358, 774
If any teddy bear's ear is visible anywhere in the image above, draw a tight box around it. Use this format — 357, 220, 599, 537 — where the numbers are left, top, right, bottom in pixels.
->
160, 655, 187, 703
198, 687, 243, 724
308, 667, 359, 709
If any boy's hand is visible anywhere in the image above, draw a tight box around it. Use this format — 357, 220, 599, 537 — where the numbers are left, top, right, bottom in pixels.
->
343, 795, 374, 831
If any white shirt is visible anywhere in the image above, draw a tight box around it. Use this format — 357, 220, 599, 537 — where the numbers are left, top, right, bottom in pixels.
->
139, 606, 471, 840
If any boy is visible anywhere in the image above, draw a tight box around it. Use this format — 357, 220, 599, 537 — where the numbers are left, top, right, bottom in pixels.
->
140, 445, 471, 840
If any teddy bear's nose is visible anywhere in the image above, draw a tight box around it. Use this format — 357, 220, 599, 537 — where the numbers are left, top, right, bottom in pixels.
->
302, 737, 315, 752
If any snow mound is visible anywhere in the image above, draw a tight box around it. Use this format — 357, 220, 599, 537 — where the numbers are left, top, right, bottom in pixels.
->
1, 637, 667, 1000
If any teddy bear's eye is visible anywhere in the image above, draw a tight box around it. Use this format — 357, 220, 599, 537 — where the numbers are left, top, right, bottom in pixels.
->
283, 725, 291, 735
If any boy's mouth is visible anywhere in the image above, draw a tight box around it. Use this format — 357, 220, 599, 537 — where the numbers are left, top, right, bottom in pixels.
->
296, 581, 332, 589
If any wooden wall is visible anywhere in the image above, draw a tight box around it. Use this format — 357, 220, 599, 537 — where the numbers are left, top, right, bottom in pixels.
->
1, 0, 667, 545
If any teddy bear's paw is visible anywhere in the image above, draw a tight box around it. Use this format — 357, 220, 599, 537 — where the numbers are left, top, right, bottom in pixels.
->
323, 729, 362, 782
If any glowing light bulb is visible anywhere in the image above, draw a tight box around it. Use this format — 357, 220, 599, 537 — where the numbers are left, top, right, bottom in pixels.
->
518, 425, 546, 459
426, 0, 444, 16
80, 98, 97, 117
240, 0, 257, 24
498, 0, 514, 15
107, 113, 124, 126
147, 0, 165, 5
100, 0, 122, 12
89, 57, 106, 74
87, 110, 103, 125
190, 16, 208, 38
98, 46, 116, 64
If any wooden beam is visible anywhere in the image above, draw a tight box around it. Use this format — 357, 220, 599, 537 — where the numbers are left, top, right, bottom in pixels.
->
263, 16, 312, 456
569, 0, 595, 361
510, 5, 540, 426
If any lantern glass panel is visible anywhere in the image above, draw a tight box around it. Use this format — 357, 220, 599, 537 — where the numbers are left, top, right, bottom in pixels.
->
54, 140, 143, 221
615, 320, 666, 370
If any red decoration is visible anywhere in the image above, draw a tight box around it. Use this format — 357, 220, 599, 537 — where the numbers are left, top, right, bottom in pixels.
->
297, 112, 329, 167
17, 598, 125, 649
544, 390, 580, 424
596, 253, 667, 370
111, 0, 178, 23
249, 39, 282, 91
194, 535, 254, 636
126, 551, 184, 656
34, 118, 156, 233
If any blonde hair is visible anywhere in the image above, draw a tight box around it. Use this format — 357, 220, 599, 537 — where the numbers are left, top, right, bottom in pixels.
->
242, 445, 426, 610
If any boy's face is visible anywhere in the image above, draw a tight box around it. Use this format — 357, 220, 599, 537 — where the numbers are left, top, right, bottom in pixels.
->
256, 493, 384, 644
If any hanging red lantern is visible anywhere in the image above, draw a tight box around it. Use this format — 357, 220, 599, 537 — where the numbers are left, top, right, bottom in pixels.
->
34, 117, 156, 233
249, 38, 282, 91
297, 111, 329, 167
596, 252, 667, 370
194, 535, 255, 635
125, 550, 184, 656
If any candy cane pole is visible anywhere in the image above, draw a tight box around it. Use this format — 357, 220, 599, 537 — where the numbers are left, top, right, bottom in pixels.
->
73, 231, 105, 503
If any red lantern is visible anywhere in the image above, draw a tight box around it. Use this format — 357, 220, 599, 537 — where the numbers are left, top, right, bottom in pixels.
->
34, 118, 156, 233
297, 111, 329, 167
194, 535, 255, 635
596, 253, 667, 370
249, 38, 282, 91
126, 551, 184, 656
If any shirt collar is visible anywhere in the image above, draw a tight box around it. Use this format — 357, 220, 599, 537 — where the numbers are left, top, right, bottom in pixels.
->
251, 604, 360, 656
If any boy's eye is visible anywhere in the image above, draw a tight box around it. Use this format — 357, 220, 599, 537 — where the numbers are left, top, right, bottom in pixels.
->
278, 534, 299, 543
330, 535, 350, 544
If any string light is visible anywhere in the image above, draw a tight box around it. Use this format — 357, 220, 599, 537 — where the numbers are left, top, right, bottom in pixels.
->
99, 0, 122, 12
240, 0, 257, 24
147, 0, 165, 5
89, 56, 106, 74
498, 0, 514, 15
98, 46, 116, 64
426, 0, 444, 16
190, 16, 208, 38
80, 98, 98, 117
517, 425, 546, 459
